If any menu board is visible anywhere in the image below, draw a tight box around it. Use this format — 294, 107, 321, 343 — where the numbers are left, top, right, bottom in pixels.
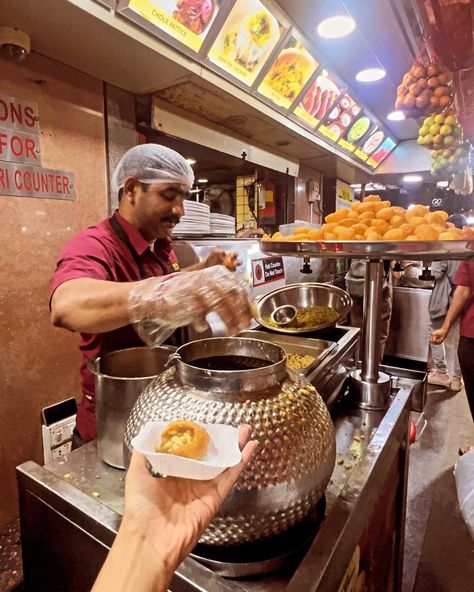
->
318, 94, 361, 144
208, 0, 283, 86
354, 129, 386, 163
367, 137, 396, 168
121, 0, 222, 52
293, 70, 341, 128
258, 37, 318, 109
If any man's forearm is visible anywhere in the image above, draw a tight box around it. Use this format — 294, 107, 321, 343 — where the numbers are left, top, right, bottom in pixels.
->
50, 277, 158, 334
92, 524, 173, 592
442, 285, 470, 331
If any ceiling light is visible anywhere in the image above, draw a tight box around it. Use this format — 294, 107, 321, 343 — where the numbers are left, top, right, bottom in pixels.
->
403, 175, 423, 183
355, 68, 386, 82
350, 184, 362, 189
387, 111, 405, 121
316, 15, 356, 39
186, 158, 196, 165
436, 181, 449, 188
197, 178, 208, 183
467, 216, 474, 225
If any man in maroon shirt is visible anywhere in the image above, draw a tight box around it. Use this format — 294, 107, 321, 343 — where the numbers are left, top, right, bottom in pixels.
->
50, 144, 250, 444
432, 260, 474, 420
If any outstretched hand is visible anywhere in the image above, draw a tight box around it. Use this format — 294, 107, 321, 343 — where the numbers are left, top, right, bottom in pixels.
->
122, 426, 257, 566
430, 326, 449, 344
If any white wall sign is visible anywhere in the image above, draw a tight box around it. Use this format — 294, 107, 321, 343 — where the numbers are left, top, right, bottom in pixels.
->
0, 126, 41, 165
0, 93, 40, 133
0, 162, 76, 200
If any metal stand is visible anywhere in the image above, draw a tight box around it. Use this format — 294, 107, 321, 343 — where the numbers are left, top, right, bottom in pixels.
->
349, 260, 391, 409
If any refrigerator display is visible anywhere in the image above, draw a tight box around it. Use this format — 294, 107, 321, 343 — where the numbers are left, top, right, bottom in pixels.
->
208, 0, 283, 86
258, 37, 318, 109
367, 137, 396, 168
293, 69, 341, 128
119, 0, 222, 52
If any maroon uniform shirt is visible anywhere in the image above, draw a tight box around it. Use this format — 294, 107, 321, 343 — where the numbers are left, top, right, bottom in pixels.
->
50, 212, 179, 441
454, 260, 474, 338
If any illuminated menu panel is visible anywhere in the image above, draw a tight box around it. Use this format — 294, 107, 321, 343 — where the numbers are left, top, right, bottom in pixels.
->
367, 137, 396, 168
208, 0, 283, 86
318, 93, 361, 144
123, 0, 221, 52
293, 70, 341, 128
258, 37, 318, 109
354, 129, 386, 162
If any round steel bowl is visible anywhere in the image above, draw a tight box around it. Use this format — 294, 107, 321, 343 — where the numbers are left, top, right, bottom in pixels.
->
252, 283, 352, 334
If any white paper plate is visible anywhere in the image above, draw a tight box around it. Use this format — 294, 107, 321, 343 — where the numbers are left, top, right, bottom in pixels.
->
131, 421, 242, 480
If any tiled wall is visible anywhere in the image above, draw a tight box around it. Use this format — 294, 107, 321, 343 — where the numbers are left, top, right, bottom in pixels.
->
235, 175, 257, 229
0, 52, 108, 529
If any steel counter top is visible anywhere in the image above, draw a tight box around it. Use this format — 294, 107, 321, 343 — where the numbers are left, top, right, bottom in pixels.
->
18, 385, 412, 592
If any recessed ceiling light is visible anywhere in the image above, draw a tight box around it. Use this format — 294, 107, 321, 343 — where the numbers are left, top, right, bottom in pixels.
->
355, 68, 386, 82
316, 15, 356, 39
387, 111, 405, 121
403, 175, 423, 183
186, 158, 196, 165
436, 181, 449, 188
197, 178, 208, 183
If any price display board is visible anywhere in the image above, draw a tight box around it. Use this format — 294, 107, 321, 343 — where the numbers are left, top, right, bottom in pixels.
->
118, 0, 222, 52
293, 69, 341, 128
208, 0, 284, 86
258, 37, 318, 109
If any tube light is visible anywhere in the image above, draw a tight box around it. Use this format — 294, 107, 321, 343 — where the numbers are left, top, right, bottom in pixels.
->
186, 158, 196, 165
197, 178, 208, 183
403, 175, 423, 183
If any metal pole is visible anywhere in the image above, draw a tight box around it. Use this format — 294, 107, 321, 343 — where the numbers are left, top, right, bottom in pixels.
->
361, 260, 383, 382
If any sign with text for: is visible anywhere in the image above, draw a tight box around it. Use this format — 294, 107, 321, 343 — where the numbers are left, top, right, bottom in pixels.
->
252, 257, 285, 287
0, 126, 41, 165
0, 162, 76, 200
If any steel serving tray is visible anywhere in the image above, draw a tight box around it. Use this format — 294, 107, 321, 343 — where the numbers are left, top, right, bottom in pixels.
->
261, 240, 474, 261
238, 330, 336, 376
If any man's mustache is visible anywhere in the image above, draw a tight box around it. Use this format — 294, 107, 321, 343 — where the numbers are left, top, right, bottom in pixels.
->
162, 216, 180, 225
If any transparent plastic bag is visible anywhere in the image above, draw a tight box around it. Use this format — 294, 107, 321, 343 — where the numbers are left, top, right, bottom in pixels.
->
128, 266, 252, 346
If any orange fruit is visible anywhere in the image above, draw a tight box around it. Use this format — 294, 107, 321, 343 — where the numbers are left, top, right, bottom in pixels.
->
333, 226, 356, 240
409, 216, 425, 228
352, 223, 369, 236
406, 205, 429, 219
325, 209, 349, 224
356, 202, 377, 214
399, 223, 413, 237
337, 218, 359, 228
363, 195, 382, 202
415, 225, 438, 240
424, 212, 445, 225
321, 223, 337, 233
390, 214, 405, 228
365, 229, 383, 240
359, 211, 375, 222
376, 207, 395, 221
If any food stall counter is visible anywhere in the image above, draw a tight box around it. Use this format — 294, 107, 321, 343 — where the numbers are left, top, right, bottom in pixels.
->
17, 385, 412, 592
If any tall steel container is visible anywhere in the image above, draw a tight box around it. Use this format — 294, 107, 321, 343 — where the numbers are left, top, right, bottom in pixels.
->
89, 346, 174, 469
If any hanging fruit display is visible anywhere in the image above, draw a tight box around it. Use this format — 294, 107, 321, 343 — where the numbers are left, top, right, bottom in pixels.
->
395, 58, 454, 118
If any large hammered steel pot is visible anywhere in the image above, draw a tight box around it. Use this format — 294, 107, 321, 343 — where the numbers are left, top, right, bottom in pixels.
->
124, 337, 336, 546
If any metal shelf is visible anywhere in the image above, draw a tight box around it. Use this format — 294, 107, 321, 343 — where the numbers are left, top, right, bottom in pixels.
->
261, 240, 474, 261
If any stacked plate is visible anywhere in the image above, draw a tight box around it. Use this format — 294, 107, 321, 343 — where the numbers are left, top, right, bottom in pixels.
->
210, 213, 236, 236
173, 201, 210, 236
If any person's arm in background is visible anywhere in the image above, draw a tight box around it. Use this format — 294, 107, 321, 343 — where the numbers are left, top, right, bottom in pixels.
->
183, 249, 240, 272
92, 427, 257, 592
430, 261, 448, 281
431, 284, 471, 344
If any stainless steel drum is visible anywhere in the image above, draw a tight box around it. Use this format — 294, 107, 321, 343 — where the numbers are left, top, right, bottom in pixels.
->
252, 283, 352, 334
124, 337, 336, 546
89, 346, 174, 469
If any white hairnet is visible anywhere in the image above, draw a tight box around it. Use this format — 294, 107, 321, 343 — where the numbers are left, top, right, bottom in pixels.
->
111, 144, 194, 195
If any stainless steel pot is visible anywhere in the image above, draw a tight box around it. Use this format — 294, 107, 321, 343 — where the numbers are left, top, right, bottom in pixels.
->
89, 346, 174, 469
124, 337, 336, 545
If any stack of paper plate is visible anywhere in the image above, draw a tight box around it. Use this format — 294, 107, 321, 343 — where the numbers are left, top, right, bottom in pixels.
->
173, 201, 210, 236
210, 213, 236, 236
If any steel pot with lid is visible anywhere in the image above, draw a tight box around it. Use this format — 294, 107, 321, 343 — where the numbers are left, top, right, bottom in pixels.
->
124, 337, 336, 545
